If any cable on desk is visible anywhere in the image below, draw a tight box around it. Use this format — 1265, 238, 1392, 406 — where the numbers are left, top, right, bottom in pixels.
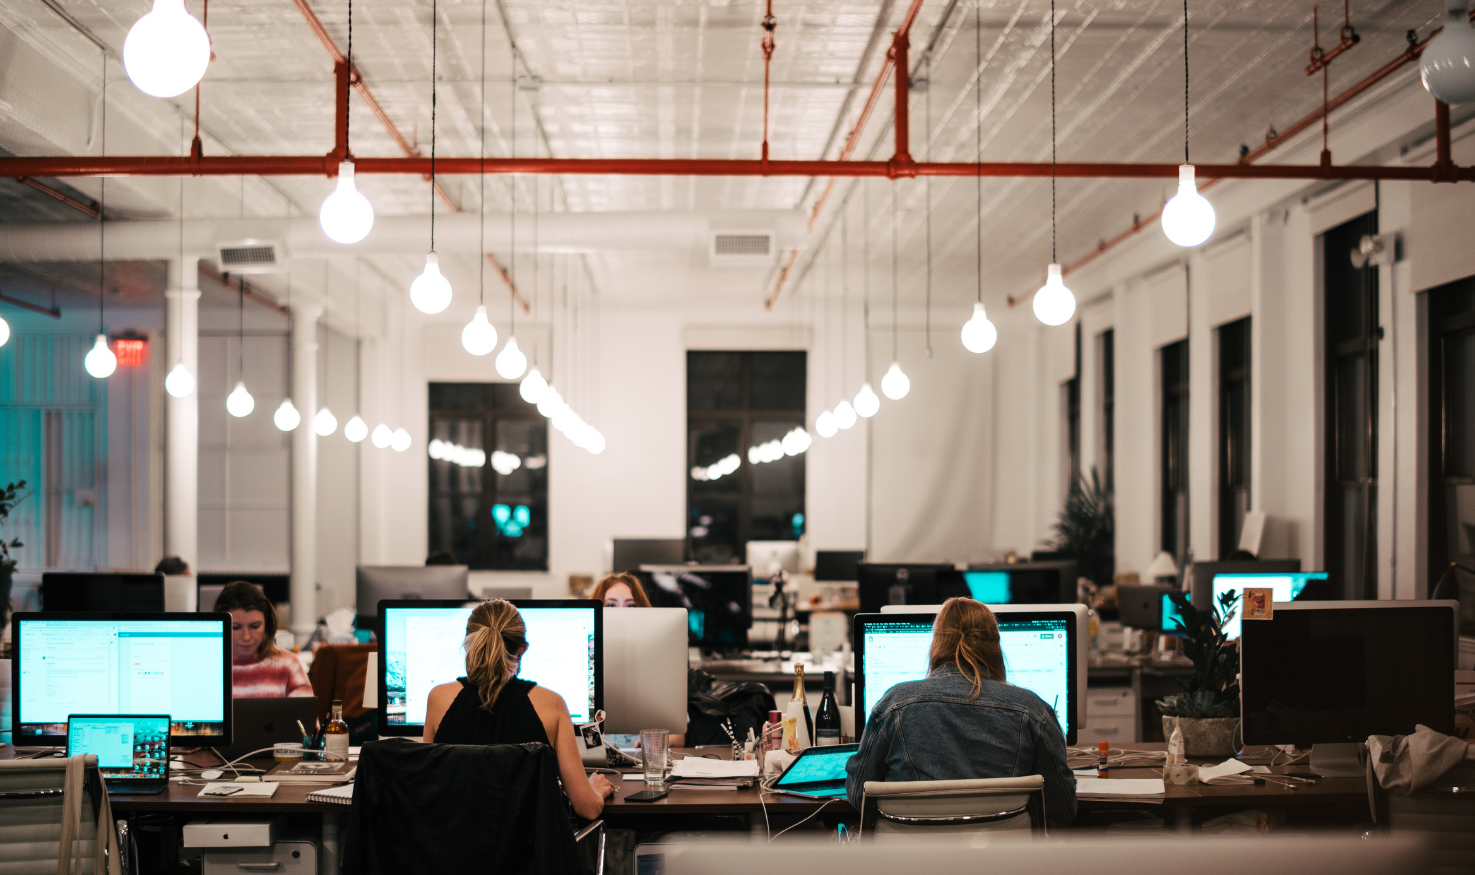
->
755, 776, 838, 843
1066, 746, 1168, 770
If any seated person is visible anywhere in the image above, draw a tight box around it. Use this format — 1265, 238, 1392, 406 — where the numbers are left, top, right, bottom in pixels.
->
844, 597, 1077, 827
590, 572, 650, 607
422, 599, 615, 820
218, 581, 314, 698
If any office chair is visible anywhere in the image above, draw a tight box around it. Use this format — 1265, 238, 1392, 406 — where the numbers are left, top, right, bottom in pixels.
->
308, 643, 379, 743
859, 776, 1048, 841
0, 755, 123, 875
1367, 757, 1475, 874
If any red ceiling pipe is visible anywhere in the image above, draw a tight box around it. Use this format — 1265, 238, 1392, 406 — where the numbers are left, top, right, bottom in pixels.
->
1434, 99, 1457, 182
15, 176, 100, 218
889, 30, 915, 176
1305, 1, 1359, 76
332, 59, 350, 163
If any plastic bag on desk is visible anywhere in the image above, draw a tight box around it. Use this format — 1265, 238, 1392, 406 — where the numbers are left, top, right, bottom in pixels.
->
686, 668, 777, 747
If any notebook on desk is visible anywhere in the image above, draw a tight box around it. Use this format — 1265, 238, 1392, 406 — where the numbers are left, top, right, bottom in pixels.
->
768, 744, 858, 800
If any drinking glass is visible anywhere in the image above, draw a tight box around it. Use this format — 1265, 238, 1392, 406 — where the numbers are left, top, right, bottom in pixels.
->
640, 729, 669, 784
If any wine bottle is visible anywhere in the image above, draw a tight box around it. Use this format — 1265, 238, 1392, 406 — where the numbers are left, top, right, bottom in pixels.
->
814, 671, 841, 746
324, 699, 350, 762
790, 664, 814, 747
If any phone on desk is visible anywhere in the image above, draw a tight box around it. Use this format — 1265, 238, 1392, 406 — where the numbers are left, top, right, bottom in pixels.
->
624, 789, 668, 803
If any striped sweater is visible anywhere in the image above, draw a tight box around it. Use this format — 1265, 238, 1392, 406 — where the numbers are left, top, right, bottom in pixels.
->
232, 650, 315, 699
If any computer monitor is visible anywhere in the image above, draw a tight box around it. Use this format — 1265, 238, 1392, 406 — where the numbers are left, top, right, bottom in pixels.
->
746, 541, 800, 578
602, 607, 688, 734
611, 538, 685, 573
1116, 584, 1176, 630
855, 609, 1079, 744
378, 599, 602, 738
964, 561, 1077, 604
1187, 560, 1300, 611
355, 565, 471, 628
1160, 592, 1188, 636
814, 550, 865, 582
12, 613, 232, 746
197, 573, 290, 607
635, 566, 752, 649
857, 563, 965, 613
40, 573, 166, 612
1210, 572, 1330, 640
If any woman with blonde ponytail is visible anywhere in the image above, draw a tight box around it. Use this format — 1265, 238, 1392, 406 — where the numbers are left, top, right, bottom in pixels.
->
843, 597, 1077, 826
422, 600, 614, 819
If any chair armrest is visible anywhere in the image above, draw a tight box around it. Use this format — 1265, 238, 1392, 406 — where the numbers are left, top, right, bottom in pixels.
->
573, 819, 604, 844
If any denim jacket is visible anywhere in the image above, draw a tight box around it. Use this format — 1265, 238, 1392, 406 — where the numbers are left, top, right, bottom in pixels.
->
844, 664, 1078, 826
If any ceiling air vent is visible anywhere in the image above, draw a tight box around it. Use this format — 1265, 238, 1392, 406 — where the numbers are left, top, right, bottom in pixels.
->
710, 232, 775, 266
216, 240, 283, 274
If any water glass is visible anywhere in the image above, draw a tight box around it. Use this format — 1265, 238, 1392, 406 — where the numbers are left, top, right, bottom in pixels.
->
640, 729, 669, 784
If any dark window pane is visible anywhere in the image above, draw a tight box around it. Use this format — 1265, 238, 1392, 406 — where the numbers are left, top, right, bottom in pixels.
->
1446, 331, 1475, 477
687, 352, 744, 410
750, 496, 806, 542
750, 352, 807, 410
689, 422, 742, 496
689, 497, 741, 564
749, 420, 805, 495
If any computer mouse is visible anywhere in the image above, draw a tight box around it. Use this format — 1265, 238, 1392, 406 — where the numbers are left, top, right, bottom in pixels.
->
200, 769, 224, 780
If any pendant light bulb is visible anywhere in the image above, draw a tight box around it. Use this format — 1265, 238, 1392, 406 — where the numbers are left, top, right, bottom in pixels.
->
344, 415, 368, 443
460, 304, 498, 355
370, 423, 393, 448
1032, 264, 1077, 327
319, 162, 375, 244
122, 0, 211, 99
880, 361, 910, 400
273, 398, 301, 432
833, 399, 857, 430
815, 409, 838, 439
960, 302, 998, 353
536, 386, 565, 419
495, 336, 528, 380
313, 407, 338, 437
853, 382, 880, 418
519, 367, 548, 404
85, 334, 118, 379
0, 314, 10, 347
225, 381, 255, 417
390, 427, 412, 453
410, 253, 452, 315
1161, 165, 1216, 248
1421, 1, 1475, 105
164, 360, 193, 394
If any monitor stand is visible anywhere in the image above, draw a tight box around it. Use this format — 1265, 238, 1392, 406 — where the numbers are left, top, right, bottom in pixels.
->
1308, 742, 1366, 778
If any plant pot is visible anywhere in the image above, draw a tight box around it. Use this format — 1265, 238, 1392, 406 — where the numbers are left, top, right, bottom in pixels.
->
1161, 716, 1239, 759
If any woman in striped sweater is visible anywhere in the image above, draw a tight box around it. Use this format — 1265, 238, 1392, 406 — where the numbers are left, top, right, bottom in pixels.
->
216, 581, 314, 698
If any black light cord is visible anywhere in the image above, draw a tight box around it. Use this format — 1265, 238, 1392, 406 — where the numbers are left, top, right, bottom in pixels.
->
976, 1, 982, 304
891, 184, 898, 361
429, 0, 437, 253
238, 277, 245, 380
1050, 0, 1056, 265
478, 0, 486, 306
1183, 0, 1190, 164
98, 50, 107, 333
923, 54, 932, 358
345, 0, 352, 155
509, 40, 516, 312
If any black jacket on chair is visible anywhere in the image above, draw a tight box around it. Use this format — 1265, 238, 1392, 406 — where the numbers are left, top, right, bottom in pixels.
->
342, 739, 582, 875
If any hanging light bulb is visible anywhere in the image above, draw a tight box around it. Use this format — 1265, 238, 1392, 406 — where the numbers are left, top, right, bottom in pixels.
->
536, 386, 565, 419
122, 0, 211, 99
164, 361, 193, 395
410, 253, 452, 315
833, 399, 857, 430
1161, 165, 1216, 248
880, 361, 910, 400
0, 314, 10, 347
461, 304, 497, 355
273, 398, 301, 431
390, 427, 412, 452
520, 367, 548, 404
1032, 264, 1076, 327
344, 415, 368, 443
225, 381, 255, 417
853, 382, 880, 418
495, 336, 527, 380
960, 302, 998, 353
370, 423, 393, 448
84, 334, 117, 379
1421, 0, 1475, 105
314, 407, 338, 437
319, 162, 375, 244
815, 409, 838, 439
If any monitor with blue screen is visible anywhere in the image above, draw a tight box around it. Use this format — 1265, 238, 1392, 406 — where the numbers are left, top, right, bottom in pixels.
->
853, 611, 1078, 744
12, 613, 231, 746
67, 714, 170, 781
770, 742, 859, 799
1211, 572, 1329, 640
378, 599, 602, 737
1160, 592, 1188, 636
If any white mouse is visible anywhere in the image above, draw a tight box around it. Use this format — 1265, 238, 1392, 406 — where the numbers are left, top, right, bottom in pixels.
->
200, 769, 224, 780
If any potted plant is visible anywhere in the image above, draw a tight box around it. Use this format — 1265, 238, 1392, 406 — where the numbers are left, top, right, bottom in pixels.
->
1156, 590, 1240, 758
0, 480, 28, 637
1048, 468, 1114, 589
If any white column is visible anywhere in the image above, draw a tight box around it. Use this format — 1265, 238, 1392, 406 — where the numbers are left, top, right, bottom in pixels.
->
291, 304, 322, 640
164, 258, 200, 571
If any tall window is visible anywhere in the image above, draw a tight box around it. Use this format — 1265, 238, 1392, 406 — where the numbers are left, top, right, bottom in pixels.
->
1064, 323, 1082, 489
1324, 212, 1379, 599
1161, 340, 1190, 564
1099, 329, 1115, 492
687, 351, 806, 564
1218, 318, 1251, 556
428, 383, 548, 571
1427, 275, 1475, 621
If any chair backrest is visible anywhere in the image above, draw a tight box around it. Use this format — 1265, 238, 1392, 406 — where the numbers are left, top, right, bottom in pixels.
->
0, 755, 121, 875
861, 776, 1046, 840
1375, 761, 1475, 875
309, 643, 377, 723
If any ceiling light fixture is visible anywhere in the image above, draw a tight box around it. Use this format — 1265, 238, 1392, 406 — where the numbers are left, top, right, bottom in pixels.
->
88, 65, 117, 382
833, 399, 857, 430
123, 0, 210, 98
0, 315, 10, 348
815, 409, 838, 438
371, 423, 393, 448
274, 398, 301, 431
854, 382, 880, 417
962, 7, 997, 355
86, 335, 118, 379
883, 183, 910, 399
493, 33, 526, 382
495, 335, 527, 379
226, 382, 255, 417
344, 266, 367, 442
462, 304, 498, 354
1035, 0, 1076, 327
1161, 1, 1216, 248
319, 1, 373, 244
391, 427, 411, 452
1422, 0, 1475, 104
314, 407, 338, 437
226, 277, 253, 417
344, 414, 368, 443
961, 302, 997, 353
520, 367, 548, 404
411, 0, 450, 315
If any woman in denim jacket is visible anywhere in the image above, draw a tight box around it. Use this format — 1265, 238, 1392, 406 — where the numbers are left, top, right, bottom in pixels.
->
844, 597, 1078, 826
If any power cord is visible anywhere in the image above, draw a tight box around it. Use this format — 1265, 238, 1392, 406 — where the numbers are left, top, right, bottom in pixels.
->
756, 775, 837, 843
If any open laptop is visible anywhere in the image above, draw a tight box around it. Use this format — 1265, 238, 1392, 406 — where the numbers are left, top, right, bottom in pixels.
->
769, 743, 858, 800
67, 715, 171, 795
220, 698, 321, 761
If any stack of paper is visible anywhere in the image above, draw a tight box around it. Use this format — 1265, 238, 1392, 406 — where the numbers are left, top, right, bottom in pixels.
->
669, 758, 759, 779
1074, 777, 1165, 801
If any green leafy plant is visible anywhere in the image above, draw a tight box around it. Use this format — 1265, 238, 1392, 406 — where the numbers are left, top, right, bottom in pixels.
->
0, 480, 29, 631
1155, 590, 1241, 719
1048, 467, 1114, 588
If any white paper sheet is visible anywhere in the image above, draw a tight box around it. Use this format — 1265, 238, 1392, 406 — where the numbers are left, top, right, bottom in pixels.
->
198, 782, 280, 798
1198, 759, 1253, 782
669, 758, 760, 779
1074, 777, 1166, 797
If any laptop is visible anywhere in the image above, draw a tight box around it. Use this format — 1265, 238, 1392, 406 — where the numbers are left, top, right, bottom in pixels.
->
67, 715, 171, 795
220, 698, 321, 761
769, 743, 859, 800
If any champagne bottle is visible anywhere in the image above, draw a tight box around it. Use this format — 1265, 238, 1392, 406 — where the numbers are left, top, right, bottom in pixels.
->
790, 665, 813, 747
324, 699, 350, 762
814, 671, 841, 745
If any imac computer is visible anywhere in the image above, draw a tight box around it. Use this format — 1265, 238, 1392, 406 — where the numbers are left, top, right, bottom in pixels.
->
41, 573, 166, 612
857, 607, 1081, 744
636, 566, 752, 649
378, 599, 602, 738
1187, 560, 1299, 611
1160, 592, 1188, 637
355, 565, 471, 628
963, 561, 1077, 604
857, 563, 966, 614
12, 613, 232, 746
1116, 584, 1177, 630
1210, 572, 1329, 640
611, 539, 685, 573
814, 550, 865, 582
602, 607, 688, 734
1240, 600, 1458, 776
746, 542, 801, 579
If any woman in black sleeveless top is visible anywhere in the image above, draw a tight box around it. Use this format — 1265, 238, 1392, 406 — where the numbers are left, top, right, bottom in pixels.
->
422, 600, 614, 820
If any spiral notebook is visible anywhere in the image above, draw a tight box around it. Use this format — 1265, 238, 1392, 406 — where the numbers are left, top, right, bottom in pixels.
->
306, 783, 355, 805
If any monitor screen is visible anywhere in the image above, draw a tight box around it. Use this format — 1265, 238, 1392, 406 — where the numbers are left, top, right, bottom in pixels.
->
611, 539, 685, 573
67, 715, 170, 779
355, 566, 470, 625
1160, 592, 1188, 636
14, 614, 230, 744
636, 566, 752, 648
854, 612, 1075, 743
379, 600, 601, 735
963, 571, 1011, 603
41, 574, 165, 612
857, 563, 965, 613
1211, 573, 1328, 639
814, 550, 865, 582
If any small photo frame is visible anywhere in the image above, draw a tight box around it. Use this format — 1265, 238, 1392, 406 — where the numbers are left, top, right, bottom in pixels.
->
1242, 587, 1274, 621
579, 722, 604, 750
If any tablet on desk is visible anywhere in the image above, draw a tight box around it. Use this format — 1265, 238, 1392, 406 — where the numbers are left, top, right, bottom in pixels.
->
769, 744, 858, 800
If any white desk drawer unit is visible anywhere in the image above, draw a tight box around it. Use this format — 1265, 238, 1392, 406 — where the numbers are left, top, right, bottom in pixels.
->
1085, 688, 1135, 717
1079, 716, 1136, 743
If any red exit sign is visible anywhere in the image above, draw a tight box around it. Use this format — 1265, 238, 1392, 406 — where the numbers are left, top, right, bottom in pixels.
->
114, 338, 147, 366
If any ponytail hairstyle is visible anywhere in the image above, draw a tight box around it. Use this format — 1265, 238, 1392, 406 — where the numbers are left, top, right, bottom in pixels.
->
464, 599, 527, 711
928, 597, 1007, 699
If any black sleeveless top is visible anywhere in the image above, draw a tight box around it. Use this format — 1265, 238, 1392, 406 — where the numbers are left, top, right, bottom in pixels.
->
433, 677, 551, 747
